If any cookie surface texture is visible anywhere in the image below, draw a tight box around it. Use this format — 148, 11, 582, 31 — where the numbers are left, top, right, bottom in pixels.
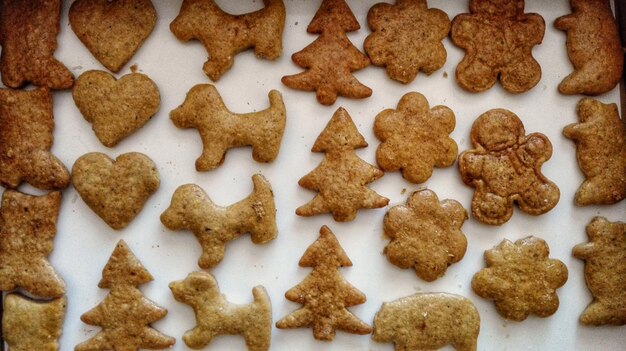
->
161, 174, 277, 269
276, 225, 372, 340
0, 190, 65, 298
170, 271, 272, 351
563, 98, 626, 206
170, 84, 286, 171
373, 292, 480, 351
3, 294, 67, 351
450, 0, 544, 93
170, 0, 285, 81
0, 0, 74, 89
458, 109, 559, 225
297, 107, 389, 222
472, 236, 568, 321
364, 0, 450, 83
282, 0, 372, 105
76, 240, 175, 351
73, 70, 160, 147
573, 217, 626, 325
0, 88, 70, 190
384, 189, 468, 282
72, 152, 160, 230
69, 0, 157, 72
555, 0, 623, 95
374, 92, 458, 183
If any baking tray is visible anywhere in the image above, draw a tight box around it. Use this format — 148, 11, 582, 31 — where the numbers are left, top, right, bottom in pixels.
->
3, 1, 626, 350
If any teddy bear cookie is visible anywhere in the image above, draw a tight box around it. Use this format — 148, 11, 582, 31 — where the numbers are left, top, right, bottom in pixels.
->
374, 92, 458, 184
555, 0, 623, 95
458, 109, 560, 225
472, 236, 568, 321
373, 292, 480, 351
563, 98, 626, 206
573, 217, 626, 325
383, 189, 468, 282
450, 0, 545, 93
364, 0, 450, 83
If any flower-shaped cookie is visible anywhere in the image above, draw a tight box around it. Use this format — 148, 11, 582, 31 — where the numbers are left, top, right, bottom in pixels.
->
450, 0, 545, 93
383, 189, 467, 281
458, 109, 559, 225
375, 92, 457, 184
472, 236, 568, 321
364, 0, 450, 83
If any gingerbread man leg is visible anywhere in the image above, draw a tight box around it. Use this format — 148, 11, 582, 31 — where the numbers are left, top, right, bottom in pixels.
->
471, 188, 513, 225
517, 180, 559, 215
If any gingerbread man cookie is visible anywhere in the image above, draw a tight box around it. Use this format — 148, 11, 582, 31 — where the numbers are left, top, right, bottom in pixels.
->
451, 0, 545, 93
458, 109, 559, 225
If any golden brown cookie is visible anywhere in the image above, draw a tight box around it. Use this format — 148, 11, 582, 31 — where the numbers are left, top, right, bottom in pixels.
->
0, 0, 74, 89
472, 236, 568, 321
458, 109, 559, 225
69, 0, 157, 73
170, 84, 286, 171
76, 240, 175, 351
563, 98, 626, 206
373, 292, 480, 351
282, 0, 372, 105
170, 271, 272, 351
3, 294, 67, 351
555, 0, 623, 95
0, 190, 65, 299
171, 0, 286, 81
276, 225, 372, 340
161, 174, 277, 269
297, 107, 389, 222
73, 70, 160, 147
364, 0, 450, 83
71, 152, 160, 230
450, 0, 544, 93
0, 88, 70, 190
573, 217, 626, 325
374, 92, 458, 184
383, 189, 468, 282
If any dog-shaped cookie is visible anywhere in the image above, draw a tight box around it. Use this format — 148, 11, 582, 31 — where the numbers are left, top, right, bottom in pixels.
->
170, 84, 286, 171
170, 271, 272, 351
170, 0, 285, 81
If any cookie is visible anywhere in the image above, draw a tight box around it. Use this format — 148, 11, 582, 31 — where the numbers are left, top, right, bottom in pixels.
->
76, 240, 175, 351
555, 0, 623, 95
161, 174, 277, 269
3, 294, 67, 351
276, 225, 372, 340
0, 0, 74, 89
384, 189, 468, 282
450, 0, 545, 93
364, 0, 450, 83
458, 109, 560, 225
563, 98, 626, 206
0, 88, 70, 190
373, 292, 480, 351
374, 92, 458, 184
170, 271, 272, 351
0, 190, 65, 299
73, 70, 160, 147
170, 84, 286, 171
573, 217, 626, 325
297, 107, 389, 222
69, 0, 157, 73
71, 152, 160, 230
171, 0, 285, 81
282, 0, 372, 105
472, 236, 568, 321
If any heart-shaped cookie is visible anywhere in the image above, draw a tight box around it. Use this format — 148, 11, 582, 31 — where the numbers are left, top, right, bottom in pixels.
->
69, 0, 157, 72
73, 70, 160, 147
72, 152, 159, 230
